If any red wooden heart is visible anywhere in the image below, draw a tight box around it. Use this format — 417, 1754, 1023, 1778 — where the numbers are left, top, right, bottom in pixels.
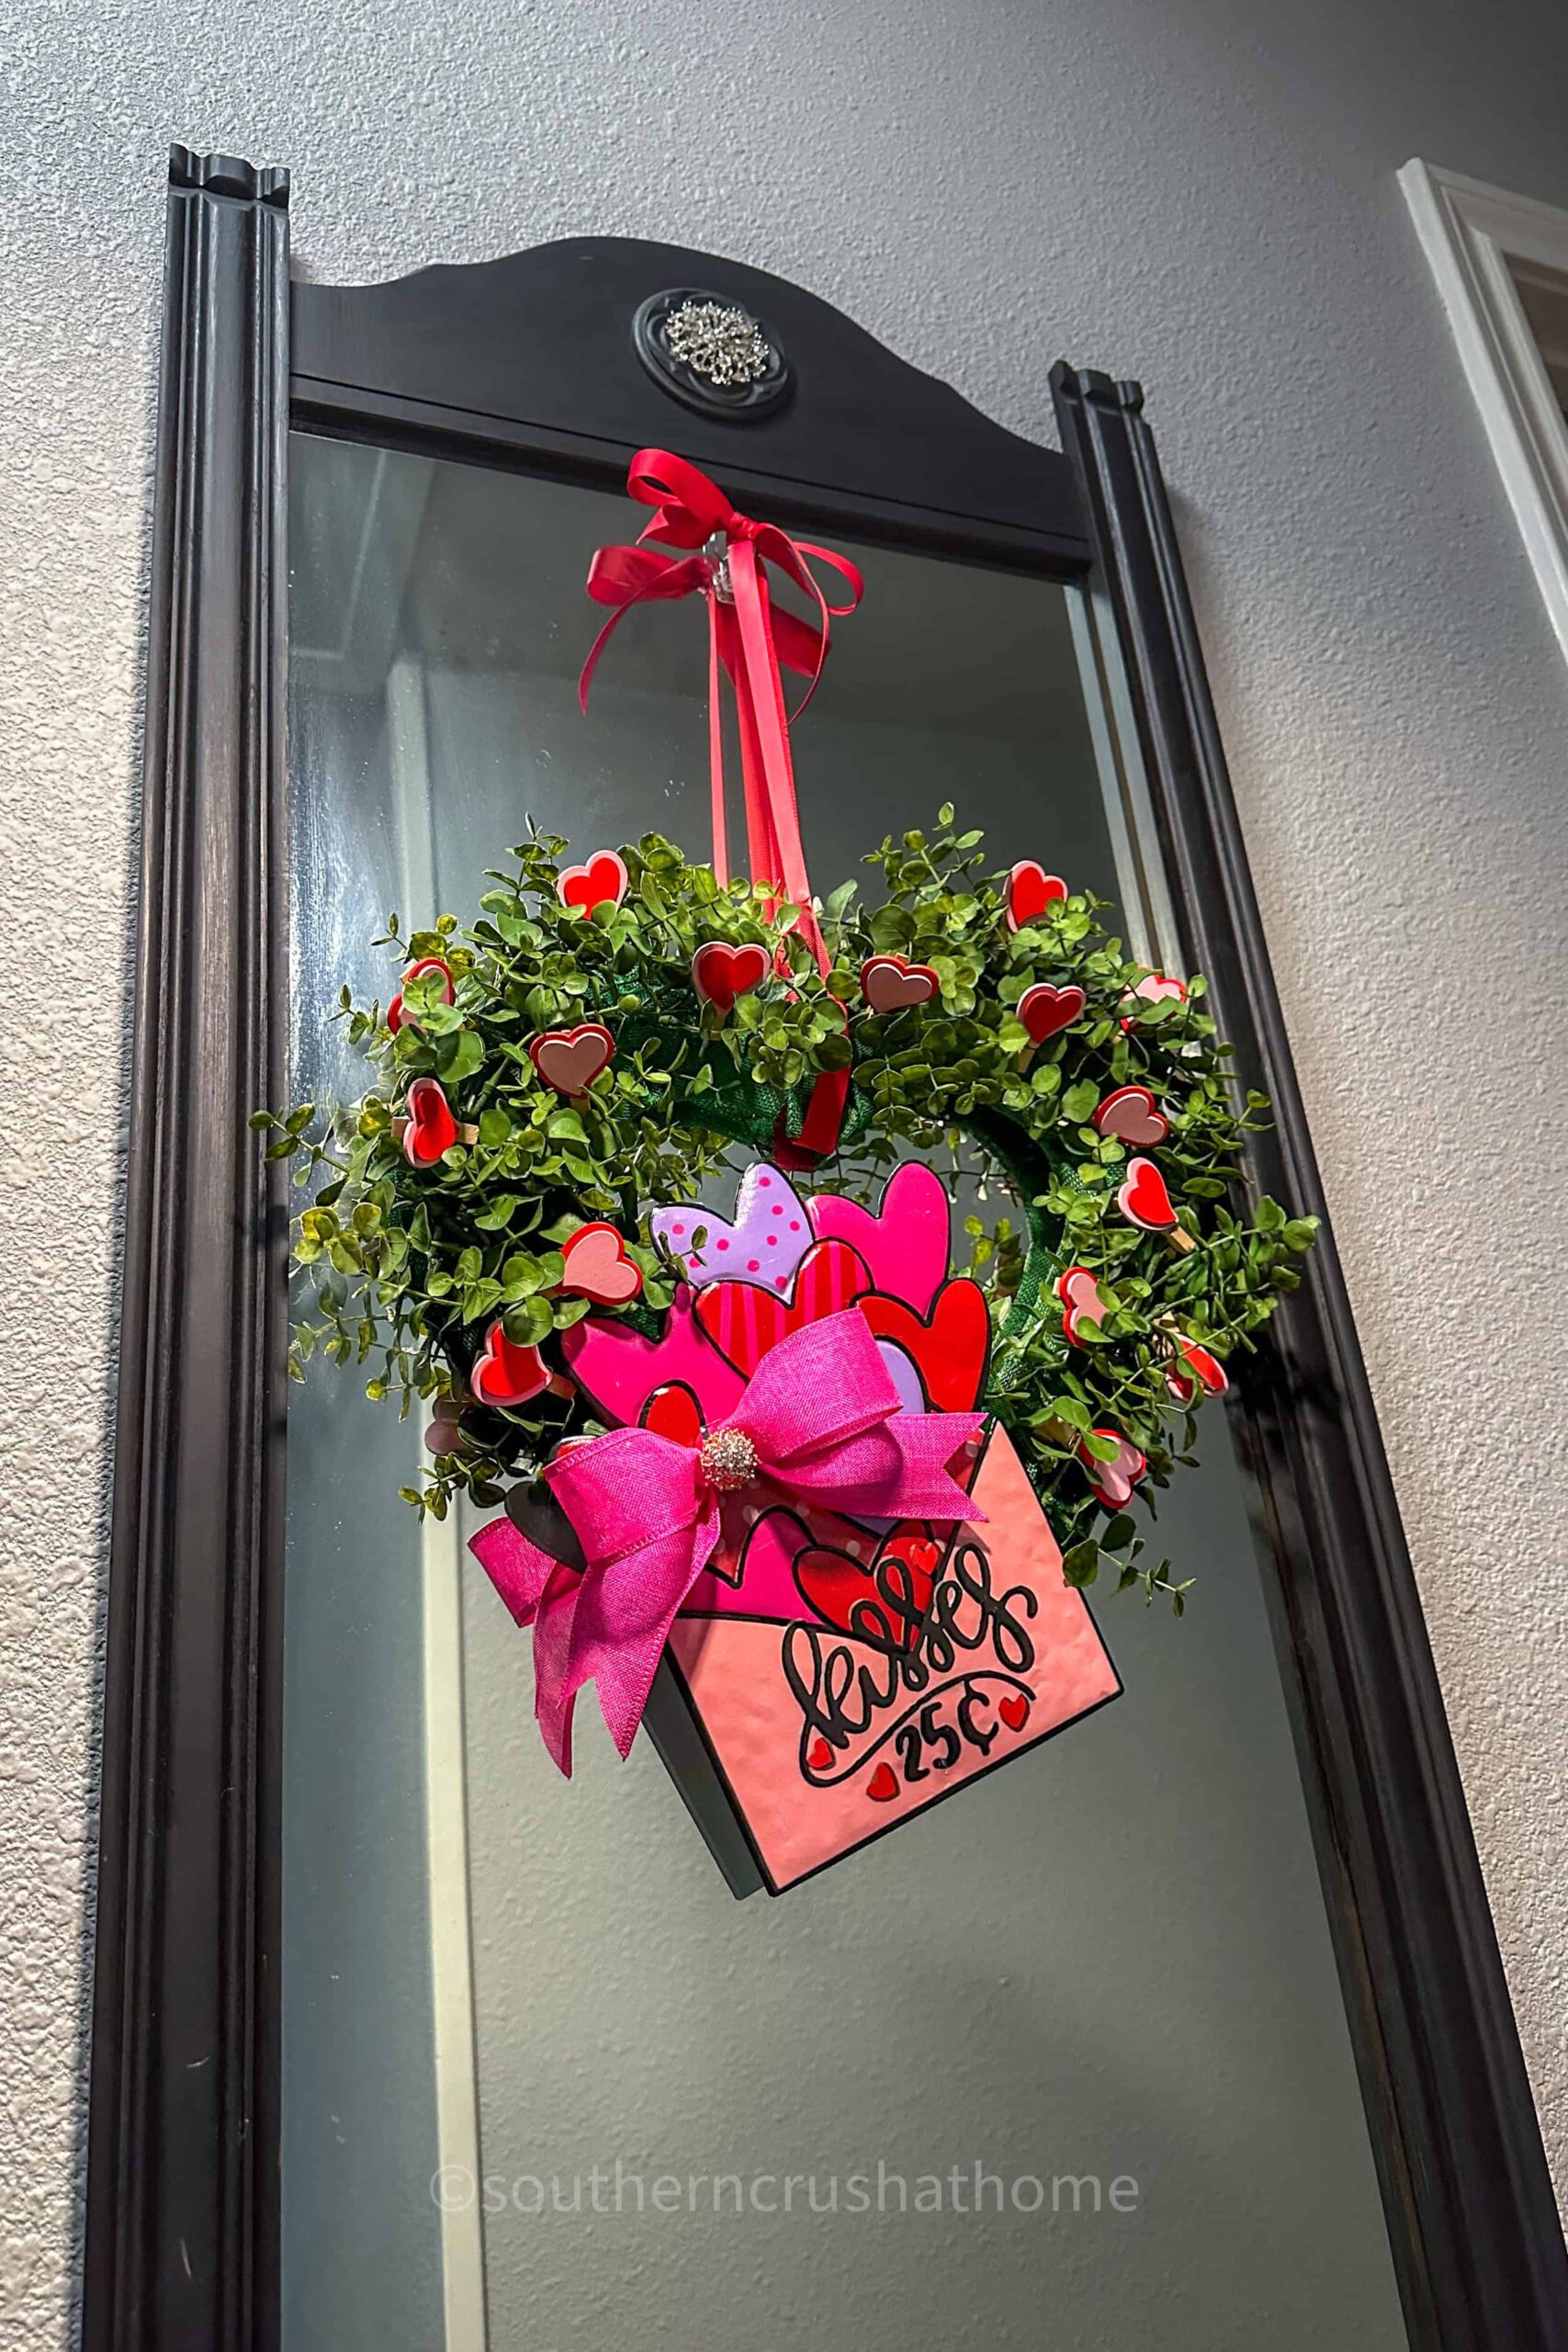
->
639, 1383, 704, 1446
470, 1322, 552, 1408
855, 1279, 989, 1413
1116, 1155, 1178, 1231
1055, 1263, 1107, 1346
387, 956, 454, 1035
528, 1022, 615, 1096
558, 849, 627, 916
860, 955, 939, 1012
1007, 860, 1068, 932
692, 940, 769, 1012
694, 1238, 871, 1375
1166, 1336, 1228, 1403
795, 1521, 940, 1652
807, 1736, 834, 1773
402, 1077, 459, 1166
1017, 982, 1085, 1046
559, 1221, 642, 1305
999, 1693, 1030, 1732
1093, 1084, 1168, 1147
866, 1762, 899, 1803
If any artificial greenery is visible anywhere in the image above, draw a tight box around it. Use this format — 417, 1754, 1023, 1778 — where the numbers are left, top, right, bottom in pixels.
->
256, 808, 1316, 1610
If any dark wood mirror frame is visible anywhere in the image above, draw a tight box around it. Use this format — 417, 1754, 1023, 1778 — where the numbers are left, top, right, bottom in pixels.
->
82, 144, 1568, 2352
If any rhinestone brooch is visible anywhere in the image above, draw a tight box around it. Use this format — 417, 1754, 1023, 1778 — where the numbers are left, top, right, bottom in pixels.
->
699, 1427, 761, 1491
664, 299, 775, 390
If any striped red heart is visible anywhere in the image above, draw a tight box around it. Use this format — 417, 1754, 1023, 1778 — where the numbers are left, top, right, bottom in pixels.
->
694, 1238, 871, 1375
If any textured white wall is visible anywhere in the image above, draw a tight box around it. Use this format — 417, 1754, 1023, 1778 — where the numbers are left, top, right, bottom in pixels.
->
4, 1, 1568, 2343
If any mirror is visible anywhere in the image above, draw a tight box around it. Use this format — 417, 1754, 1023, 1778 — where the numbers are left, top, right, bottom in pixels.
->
284, 431, 1408, 2349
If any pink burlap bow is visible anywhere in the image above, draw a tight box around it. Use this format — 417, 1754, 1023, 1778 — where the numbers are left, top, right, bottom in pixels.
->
469, 1309, 984, 1775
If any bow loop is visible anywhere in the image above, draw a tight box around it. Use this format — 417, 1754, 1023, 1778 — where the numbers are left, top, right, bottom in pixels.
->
469, 1309, 984, 1774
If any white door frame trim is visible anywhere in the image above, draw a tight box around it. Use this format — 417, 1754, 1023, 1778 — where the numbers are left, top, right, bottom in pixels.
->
1401, 159, 1568, 664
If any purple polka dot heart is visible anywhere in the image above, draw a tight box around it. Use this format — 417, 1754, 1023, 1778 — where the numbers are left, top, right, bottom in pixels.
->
649, 1160, 814, 1294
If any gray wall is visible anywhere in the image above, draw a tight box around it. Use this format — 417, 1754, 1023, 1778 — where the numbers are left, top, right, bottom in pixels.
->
5, 2, 1568, 2344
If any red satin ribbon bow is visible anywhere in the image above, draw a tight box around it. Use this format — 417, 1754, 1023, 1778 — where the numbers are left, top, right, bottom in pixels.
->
468, 1309, 983, 1775
580, 447, 863, 970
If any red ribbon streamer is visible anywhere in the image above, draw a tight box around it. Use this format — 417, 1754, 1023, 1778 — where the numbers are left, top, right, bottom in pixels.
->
581, 448, 863, 974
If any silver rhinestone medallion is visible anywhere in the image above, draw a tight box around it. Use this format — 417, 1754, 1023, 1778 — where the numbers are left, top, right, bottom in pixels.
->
664, 300, 775, 390
700, 1426, 761, 1491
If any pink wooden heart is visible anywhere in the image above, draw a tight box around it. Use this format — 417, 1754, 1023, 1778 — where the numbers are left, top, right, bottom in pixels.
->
1116, 1155, 1178, 1231
692, 940, 770, 1011
1077, 1428, 1146, 1509
1018, 982, 1085, 1045
1120, 971, 1188, 1031
1007, 861, 1068, 932
557, 849, 627, 916
1055, 1263, 1107, 1345
1093, 1084, 1168, 1146
402, 1077, 458, 1166
528, 1022, 614, 1096
470, 1323, 552, 1408
558, 1221, 642, 1305
860, 955, 939, 1012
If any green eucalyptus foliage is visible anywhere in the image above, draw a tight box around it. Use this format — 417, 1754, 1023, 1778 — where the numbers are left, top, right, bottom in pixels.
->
256, 809, 1316, 1608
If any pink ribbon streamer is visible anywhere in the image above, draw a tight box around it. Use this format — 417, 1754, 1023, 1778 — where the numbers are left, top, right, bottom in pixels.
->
469, 1310, 984, 1775
580, 447, 863, 971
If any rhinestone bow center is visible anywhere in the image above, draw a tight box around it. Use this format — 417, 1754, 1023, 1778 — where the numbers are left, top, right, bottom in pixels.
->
700, 1426, 761, 1492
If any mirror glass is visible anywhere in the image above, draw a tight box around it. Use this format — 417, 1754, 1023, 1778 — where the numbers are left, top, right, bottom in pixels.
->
285, 432, 1408, 2350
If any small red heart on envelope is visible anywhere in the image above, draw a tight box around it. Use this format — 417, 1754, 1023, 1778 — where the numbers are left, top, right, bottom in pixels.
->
528, 1023, 615, 1097
1018, 983, 1085, 1045
559, 1221, 642, 1305
999, 1693, 1030, 1732
558, 850, 627, 915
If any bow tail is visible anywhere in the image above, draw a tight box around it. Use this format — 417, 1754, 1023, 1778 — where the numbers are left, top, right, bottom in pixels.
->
560, 1500, 721, 1760
468, 1517, 588, 1774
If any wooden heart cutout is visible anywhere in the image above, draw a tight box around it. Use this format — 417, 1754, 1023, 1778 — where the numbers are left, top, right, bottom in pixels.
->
692, 940, 769, 1011
528, 1022, 615, 1097
557, 849, 627, 916
1018, 982, 1085, 1045
860, 955, 939, 1012
694, 1238, 871, 1375
1077, 1428, 1147, 1510
855, 1279, 989, 1413
470, 1322, 553, 1408
1120, 972, 1188, 1032
402, 1077, 459, 1166
866, 1762, 899, 1803
1007, 860, 1067, 933
999, 1692, 1031, 1731
1055, 1263, 1107, 1346
559, 1221, 642, 1305
795, 1521, 941, 1653
387, 956, 454, 1035
1166, 1335, 1228, 1403
1116, 1155, 1178, 1231
1093, 1084, 1168, 1147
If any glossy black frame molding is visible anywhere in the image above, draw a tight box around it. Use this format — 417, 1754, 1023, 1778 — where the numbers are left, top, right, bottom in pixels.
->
85, 153, 1568, 2352
84, 148, 289, 2352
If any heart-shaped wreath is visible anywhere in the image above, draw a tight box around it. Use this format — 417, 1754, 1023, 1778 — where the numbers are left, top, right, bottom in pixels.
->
258, 808, 1316, 1609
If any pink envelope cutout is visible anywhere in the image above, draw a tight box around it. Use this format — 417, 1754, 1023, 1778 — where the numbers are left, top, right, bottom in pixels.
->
665, 1424, 1121, 1893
